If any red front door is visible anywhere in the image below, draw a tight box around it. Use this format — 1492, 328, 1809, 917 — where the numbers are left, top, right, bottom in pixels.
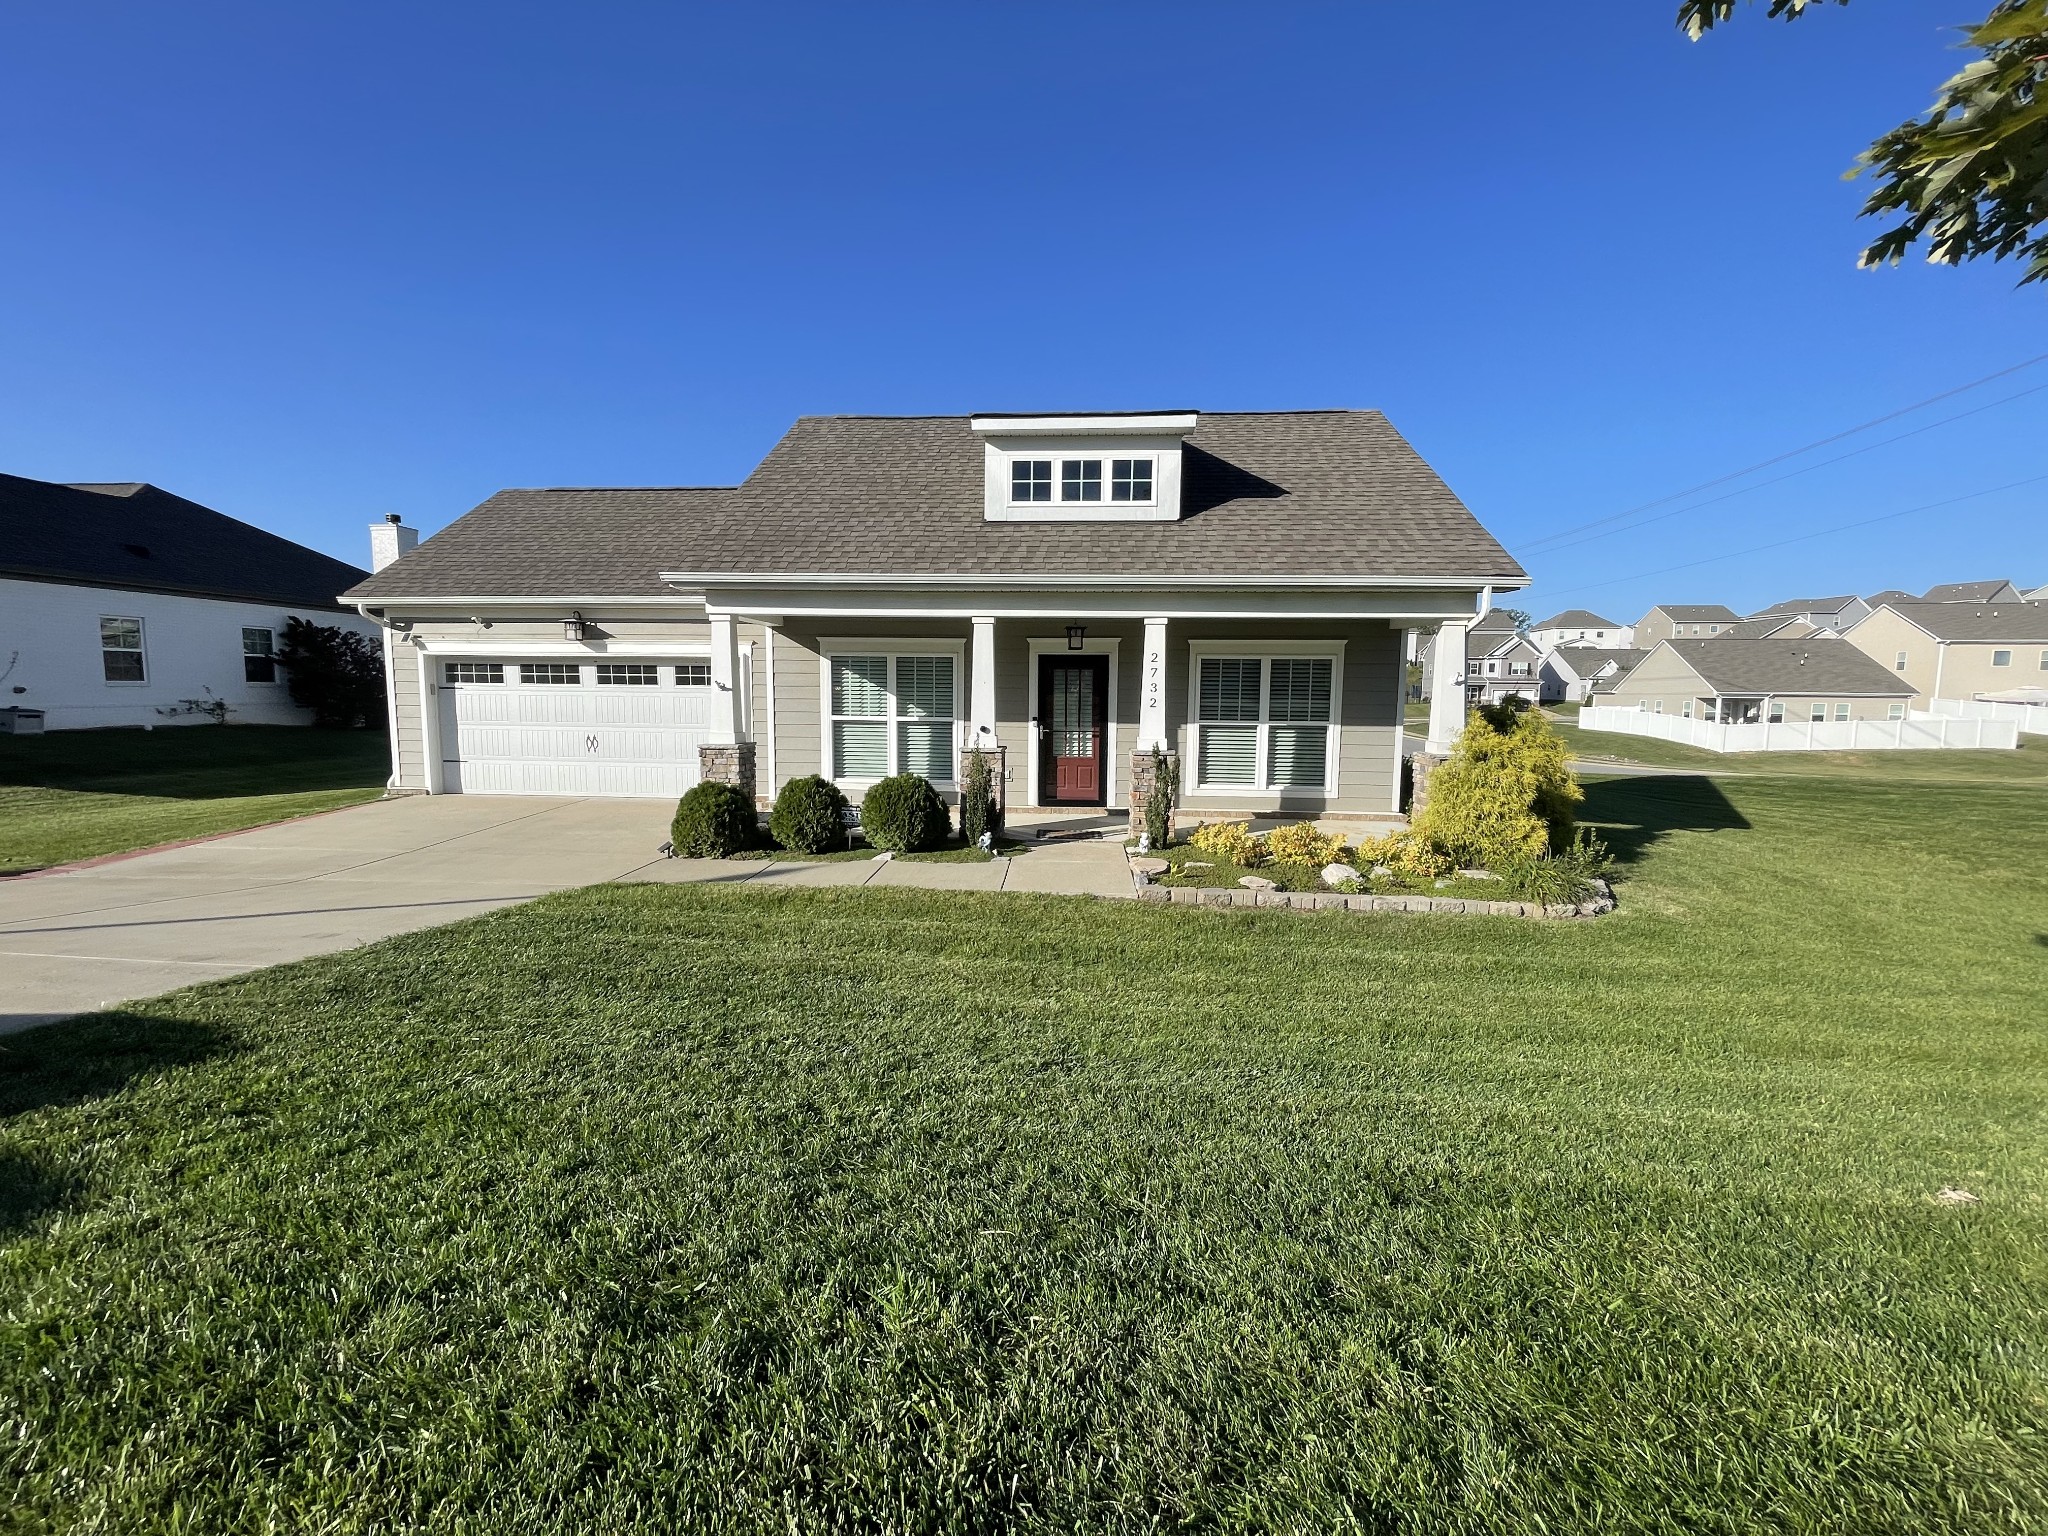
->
1039, 655, 1108, 805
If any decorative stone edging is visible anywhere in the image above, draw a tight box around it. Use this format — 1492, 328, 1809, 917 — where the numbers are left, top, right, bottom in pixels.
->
1129, 876, 1615, 919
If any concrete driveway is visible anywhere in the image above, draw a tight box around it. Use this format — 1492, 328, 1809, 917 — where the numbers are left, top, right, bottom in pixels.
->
0, 796, 676, 1034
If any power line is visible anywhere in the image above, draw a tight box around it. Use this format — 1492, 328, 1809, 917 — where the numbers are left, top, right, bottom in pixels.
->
1533, 472, 2048, 602
1528, 380, 2048, 558
1519, 351, 2048, 553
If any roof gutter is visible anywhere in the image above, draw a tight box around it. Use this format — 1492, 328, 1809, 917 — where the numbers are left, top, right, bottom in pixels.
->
655, 570, 1527, 591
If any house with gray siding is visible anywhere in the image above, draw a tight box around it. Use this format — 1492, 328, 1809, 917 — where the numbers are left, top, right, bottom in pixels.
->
343, 410, 1525, 817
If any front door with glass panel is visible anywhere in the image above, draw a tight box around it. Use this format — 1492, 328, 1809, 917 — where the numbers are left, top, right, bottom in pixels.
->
1038, 655, 1108, 805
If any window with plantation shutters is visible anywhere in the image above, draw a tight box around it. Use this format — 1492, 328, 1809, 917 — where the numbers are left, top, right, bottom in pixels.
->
829, 652, 957, 783
1194, 653, 1335, 791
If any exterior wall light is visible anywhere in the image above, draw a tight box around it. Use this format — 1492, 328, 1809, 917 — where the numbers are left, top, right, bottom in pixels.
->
564, 610, 586, 643
1066, 624, 1086, 651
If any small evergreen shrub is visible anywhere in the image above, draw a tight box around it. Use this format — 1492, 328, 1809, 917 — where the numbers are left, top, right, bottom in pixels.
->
1410, 706, 1582, 868
1187, 820, 1264, 866
769, 774, 849, 854
1142, 748, 1179, 850
959, 750, 1003, 847
1265, 821, 1349, 867
671, 781, 757, 858
861, 774, 950, 853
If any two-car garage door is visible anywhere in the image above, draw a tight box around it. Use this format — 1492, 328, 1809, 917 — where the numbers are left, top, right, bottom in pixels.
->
436, 658, 719, 797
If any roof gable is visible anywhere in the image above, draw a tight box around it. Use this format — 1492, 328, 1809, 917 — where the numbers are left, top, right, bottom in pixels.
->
1532, 609, 1617, 629
347, 411, 1527, 600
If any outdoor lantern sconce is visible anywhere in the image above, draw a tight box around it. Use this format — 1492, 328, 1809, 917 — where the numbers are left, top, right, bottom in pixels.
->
564, 610, 586, 643
1066, 624, 1086, 651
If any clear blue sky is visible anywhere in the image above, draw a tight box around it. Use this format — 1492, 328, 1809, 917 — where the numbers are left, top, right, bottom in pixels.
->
2, 0, 2040, 621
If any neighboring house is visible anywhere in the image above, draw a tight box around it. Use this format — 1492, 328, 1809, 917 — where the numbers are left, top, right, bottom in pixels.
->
1527, 609, 1630, 651
1604, 640, 1915, 723
342, 410, 1526, 816
1418, 607, 1518, 699
1631, 604, 1741, 646
1748, 594, 1869, 634
1866, 589, 1918, 609
1544, 646, 1647, 703
1842, 601, 2048, 709
0, 473, 375, 731
1923, 579, 2023, 603
1464, 629, 1555, 706
2023, 583, 2048, 603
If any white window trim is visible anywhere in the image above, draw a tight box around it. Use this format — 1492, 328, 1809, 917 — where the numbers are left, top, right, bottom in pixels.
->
1991, 649, 2013, 667
981, 435, 1182, 524
100, 615, 147, 686
1005, 452, 1160, 510
1024, 636, 1122, 809
818, 638, 966, 791
1184, 639, 1345, 797
241, 625, 280, 686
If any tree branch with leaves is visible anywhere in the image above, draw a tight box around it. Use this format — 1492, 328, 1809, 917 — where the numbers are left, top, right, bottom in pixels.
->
1680, 0, 2048, 284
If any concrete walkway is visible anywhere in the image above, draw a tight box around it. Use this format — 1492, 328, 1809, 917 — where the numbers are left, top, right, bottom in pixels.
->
0, 796, 1134, 1034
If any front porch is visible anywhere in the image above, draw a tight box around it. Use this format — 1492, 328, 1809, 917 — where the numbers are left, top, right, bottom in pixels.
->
686, 600, 1479, 823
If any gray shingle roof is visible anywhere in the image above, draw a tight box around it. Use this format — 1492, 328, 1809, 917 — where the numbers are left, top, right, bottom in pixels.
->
1882, 602, 2048, 643
1553, 646, 1644, 678
0, 473, 366, 609
1753, 594, 1859, 616
1866, 589, 1918, 606
1716, 616, 1807, 640
1923, 580, 2020, 602
1663, 639, 1914, 696
1646, 603, 1742, 622
346, 411, 1525, 600
1533, 609, 1617, 629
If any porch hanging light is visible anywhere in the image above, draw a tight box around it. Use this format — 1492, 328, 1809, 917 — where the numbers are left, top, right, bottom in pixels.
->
563, 610, 586, 643
1065, 624, 1086, 651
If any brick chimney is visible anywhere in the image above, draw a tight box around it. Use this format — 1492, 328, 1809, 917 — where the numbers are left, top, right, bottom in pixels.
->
369, 513, 418, 572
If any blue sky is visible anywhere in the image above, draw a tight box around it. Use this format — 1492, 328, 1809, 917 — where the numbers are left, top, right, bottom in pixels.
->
2, 0, 2040, 622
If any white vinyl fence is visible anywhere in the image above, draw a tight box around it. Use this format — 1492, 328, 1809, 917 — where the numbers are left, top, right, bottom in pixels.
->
1578, 706, 2018, 753
1918, 695, 2048, 738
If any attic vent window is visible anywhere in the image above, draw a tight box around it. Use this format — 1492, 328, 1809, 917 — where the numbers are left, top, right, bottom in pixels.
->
121, 543, 152, 559
1011, 460, 1051, 503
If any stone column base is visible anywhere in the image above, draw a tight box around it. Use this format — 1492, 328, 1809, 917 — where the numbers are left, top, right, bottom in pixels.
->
698, 742, 757, 803
1129, 748, 1180, 838
962, 744, 1007, 813
1405, 751, 1445, 819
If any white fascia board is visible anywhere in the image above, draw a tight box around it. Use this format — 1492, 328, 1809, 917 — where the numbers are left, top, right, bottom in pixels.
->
353, 594, 707, 610
968, 413, 1198, 438
661, 570, 1523, 590
699, 587, 1494, 622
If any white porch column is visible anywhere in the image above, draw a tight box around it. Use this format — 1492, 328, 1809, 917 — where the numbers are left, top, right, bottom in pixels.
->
708, 612, 742, 745
1425, 618, 1469, 755
1137, 616, 1169, 750
968, 616, 998, 747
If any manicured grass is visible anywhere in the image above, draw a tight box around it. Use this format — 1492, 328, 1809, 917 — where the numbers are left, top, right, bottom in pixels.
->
0, 726, 389, 873
1, 768, 2044, 1529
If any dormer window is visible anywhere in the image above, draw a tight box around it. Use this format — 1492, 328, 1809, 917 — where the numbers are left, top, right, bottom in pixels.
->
1011, 459, 1052, 502
974, 412, 1196, 523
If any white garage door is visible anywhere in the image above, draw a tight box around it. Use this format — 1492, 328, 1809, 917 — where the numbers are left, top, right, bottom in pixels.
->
436, 658, 718, 797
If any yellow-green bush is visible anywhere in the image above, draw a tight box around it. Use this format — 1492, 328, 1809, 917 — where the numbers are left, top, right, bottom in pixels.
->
1187, 820, 1265, 866
1264, 821, 1349, 867
1411, 704, 1581, 868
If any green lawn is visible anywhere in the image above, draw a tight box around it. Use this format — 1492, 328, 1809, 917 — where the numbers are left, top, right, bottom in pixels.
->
1555, 713, 2048, 787
0, 726, 389, 873
2, 762, 2044, 1529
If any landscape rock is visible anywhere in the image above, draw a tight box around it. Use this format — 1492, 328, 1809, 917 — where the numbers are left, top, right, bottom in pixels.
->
1128, 856, 1170, 877
1322, 862, 1361, 885
1238, 875, 1277, 891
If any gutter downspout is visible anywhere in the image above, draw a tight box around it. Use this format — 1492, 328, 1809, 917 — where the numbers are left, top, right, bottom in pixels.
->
354, 600, 404, 795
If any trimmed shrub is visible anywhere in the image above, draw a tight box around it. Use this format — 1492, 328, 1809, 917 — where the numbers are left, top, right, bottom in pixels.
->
670, 781, 757, 858
861, 774, 950, 853
1265, 821, 1349, 867
1187, 820, 1264, 867
1142, 748, 1179, 850
959, 750, 1003, 847
769, 774, 849, 854
1410, 706, 1582, 868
